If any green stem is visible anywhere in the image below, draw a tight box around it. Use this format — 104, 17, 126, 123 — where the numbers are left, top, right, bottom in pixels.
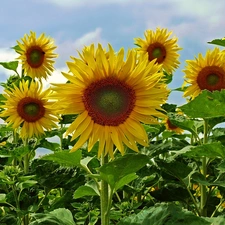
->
200, 119, 208, 216
22, 140, 30, 225
23, 139, 29, 174
101, 154, 109, 225
23, 153, 29, 174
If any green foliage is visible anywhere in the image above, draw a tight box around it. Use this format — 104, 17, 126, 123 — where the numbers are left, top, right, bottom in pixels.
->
30, 208, 76, 225
118, 203, 211, 225
99, 154, 149, 190
0, 61, 18, 73
208, 38, 225, 47
41, 150, 82, 167
180, 90, 225, 119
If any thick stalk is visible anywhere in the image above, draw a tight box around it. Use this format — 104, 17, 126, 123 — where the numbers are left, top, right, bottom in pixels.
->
101, 154, 109, 225
200, 119, 208, 216
22, 140, 29, 225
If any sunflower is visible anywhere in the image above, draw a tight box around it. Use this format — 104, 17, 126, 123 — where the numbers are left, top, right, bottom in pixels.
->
134, 28, 181, 74
51, 44, 169, 158
183, 48, 225, 99
0, 80, 59, 139
17, 31, 57, 80
164, 117, 183, 134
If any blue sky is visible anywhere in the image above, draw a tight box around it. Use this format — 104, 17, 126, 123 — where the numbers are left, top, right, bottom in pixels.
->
0, 0, 225, 106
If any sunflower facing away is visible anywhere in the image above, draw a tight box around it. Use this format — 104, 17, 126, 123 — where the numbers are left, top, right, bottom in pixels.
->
134, 28, 181, 74
164, 117, 183, 134
0, 80, 59, 139
183, 48, 225, 99
51, 44, 169, 158
17, 31, 57, 79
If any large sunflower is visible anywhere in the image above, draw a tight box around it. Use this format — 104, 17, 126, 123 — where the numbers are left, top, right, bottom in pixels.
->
52, 44, 169, 158
183, 48, 225, 99
17, 31, 57, 80
0, 80, 59, 139
134, 28, 181, 74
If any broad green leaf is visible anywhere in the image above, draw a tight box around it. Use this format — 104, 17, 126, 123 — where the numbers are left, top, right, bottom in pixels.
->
208, 38, 225, 47
11, 145, 30, 160
30, 208, 75, 225
59, 114, 77, 124
18, 180, 38, 191
156, 160, 192, 180
38, 139, 61, 152
18, 175, 36, 182
0, 193, 6, 203
115, 173, 138, 191
80, 156, 95, 168
118, 202, 211, 225
180, 90, 225, 119
205, 216, 225, 225
167, 112, 200, 134
11, 45, 21, 52
73, 185, 99, 199
161, 103, 177, 113
191, 172, 225, 188
41, 150, 82, 167
173, 142, 225, 159
99, 154, 149, 189
0, 61, 18, 73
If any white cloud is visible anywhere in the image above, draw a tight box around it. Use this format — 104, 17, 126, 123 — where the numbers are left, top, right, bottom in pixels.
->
43, 67, 68, 89
56, 28, 107, 66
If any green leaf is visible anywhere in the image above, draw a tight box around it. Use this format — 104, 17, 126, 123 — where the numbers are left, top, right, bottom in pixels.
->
115, 173, 138, 191
172, 142, 225, 159
0, 193, 6, 203
41, 150, 82, 167
208, 38, 225, 47
0, 61, 18, 73
38, 139, 61, 152
167, 112, 200, 134
99, 154, 149, 189
180, 90, 225, 119
17, 180, 38, 191
118, 202, 211, 225
73, 185, 99, 199
191, 172, 225, 188
30, 208, 75, 225
80, 156, 95, 168
11, 45, 21, 53
156, 160, 192, 180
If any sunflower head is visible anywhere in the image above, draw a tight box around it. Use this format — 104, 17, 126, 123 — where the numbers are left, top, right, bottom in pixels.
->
0, 80, 59, 140
134, 28, 181, 74
183, 48, 225, 99
17, 31, 57, 80
164, 117, 184, 134
51, 43, 169, 158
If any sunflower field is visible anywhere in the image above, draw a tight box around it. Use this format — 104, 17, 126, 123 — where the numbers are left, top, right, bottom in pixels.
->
1, 28, 225, 225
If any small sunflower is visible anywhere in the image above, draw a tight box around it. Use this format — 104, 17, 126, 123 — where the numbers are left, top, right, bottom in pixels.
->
0, 80, 59, 139
17, 31, 57, 79
183, 48, 225, 99
52, 44, 169, 158
164, 117, 183, 134
134, 28, 181, 74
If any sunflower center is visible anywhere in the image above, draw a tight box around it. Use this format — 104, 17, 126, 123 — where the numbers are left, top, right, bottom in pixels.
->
167, 119, 177, 130
147, 42, 166, 63
26, 46, 45, 68
17, 97, 45, 122
197, 66, 225, 91
206, 74, 219, 86
83, 77, 136, 126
